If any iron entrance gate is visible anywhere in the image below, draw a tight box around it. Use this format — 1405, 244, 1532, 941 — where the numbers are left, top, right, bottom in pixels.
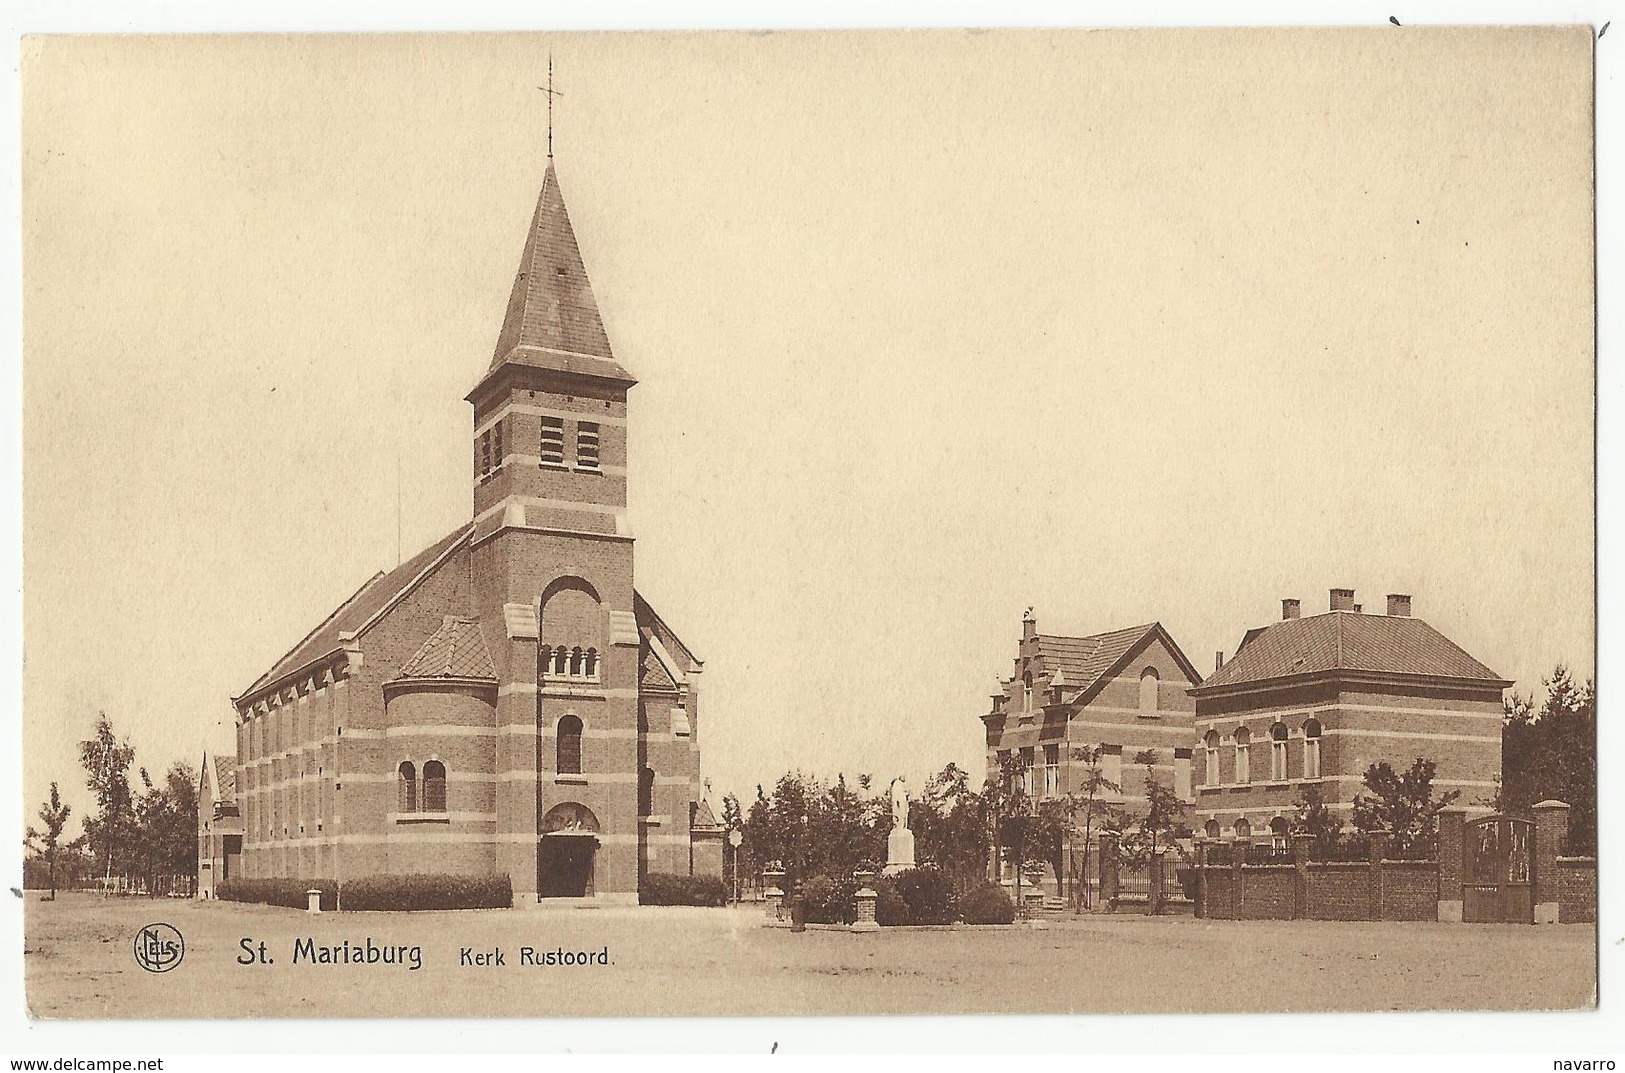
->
1463, 815, 1533, 923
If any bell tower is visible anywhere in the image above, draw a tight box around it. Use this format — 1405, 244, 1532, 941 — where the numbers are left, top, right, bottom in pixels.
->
468, 159, 643, 905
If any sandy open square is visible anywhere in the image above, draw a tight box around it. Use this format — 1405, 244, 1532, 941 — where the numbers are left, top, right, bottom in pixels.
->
23, 893, 1595, 1019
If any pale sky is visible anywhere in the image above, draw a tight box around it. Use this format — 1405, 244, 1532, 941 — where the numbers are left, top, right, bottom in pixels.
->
20, 29, 1594, 831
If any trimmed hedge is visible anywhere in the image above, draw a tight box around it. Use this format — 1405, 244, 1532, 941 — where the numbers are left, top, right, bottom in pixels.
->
801, 874, 858, 924
342, 873, 511, 911
959, 882, 1015, 925
892, 866, 956, 925
218, 875, 510, 912
640, 872, 727, 906
874, 877, 910, 926
217, 878, 337, 911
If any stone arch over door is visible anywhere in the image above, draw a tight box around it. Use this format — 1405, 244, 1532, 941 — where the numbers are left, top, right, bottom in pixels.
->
539, 801, 601, 898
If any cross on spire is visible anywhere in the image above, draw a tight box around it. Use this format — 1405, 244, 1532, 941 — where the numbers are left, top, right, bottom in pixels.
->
539, 55, 564, 158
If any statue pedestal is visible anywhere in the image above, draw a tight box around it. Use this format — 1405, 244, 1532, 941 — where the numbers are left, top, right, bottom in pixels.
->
883, 828, 916, 875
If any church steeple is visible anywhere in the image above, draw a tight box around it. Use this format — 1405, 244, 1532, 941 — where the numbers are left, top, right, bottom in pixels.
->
481, 161, 635, 389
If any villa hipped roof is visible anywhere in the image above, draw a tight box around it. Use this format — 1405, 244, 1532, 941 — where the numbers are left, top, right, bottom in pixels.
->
1193, 611, 1509, 695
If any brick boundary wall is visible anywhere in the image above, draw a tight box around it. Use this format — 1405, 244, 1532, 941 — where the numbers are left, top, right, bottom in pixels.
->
1556, 857, 1597, 923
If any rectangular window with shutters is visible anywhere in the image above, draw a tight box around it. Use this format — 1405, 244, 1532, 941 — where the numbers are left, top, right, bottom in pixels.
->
1019, 746, 1035, 796
576, 421, 601, 470
1042, 743, 1059, 797
539, 417, 565, 467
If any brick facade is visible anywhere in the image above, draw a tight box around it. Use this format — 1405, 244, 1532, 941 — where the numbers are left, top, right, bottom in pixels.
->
221, 159, 719, 906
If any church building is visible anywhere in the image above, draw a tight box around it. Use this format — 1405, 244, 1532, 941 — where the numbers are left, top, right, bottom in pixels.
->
221, 150, 721, 905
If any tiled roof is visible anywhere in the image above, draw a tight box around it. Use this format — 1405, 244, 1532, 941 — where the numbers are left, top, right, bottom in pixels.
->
1035, 623, 1203, 701
692, 799, 721, 830
239, 524, 471, 700
212, 754, 237, 806
1196, 612, 1508, 692
640, 645, 678, 693
486, 162, 634, 384
394, 616, 497, 683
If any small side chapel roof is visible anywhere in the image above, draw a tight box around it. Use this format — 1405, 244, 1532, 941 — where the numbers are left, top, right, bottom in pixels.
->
393, 616, 498, 683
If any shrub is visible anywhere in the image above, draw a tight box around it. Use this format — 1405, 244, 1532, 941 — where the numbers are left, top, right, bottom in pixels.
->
874, 877, 911, 926
800, 874, 857, 924
958, 882, 1015, 925
640, 872, 727, 906
341, 873, 511, 911
217, 878, 337, 911
891, 866, 956, 925
1174, 867, 1199, 901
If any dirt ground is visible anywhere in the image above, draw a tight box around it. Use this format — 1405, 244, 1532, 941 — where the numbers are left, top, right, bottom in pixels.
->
22, 892, 1596, 1019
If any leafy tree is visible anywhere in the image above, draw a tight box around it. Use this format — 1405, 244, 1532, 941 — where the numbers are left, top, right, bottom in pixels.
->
24, 782, 72, 899
1351, 758, 1459, 859
1500, 664, 1596, 853
984, 752, 1041, 912
1132, 749, 1185, 859
77, 713, 135, 889
914, 763, 990, 891
1066, 744, 1119, 911
128, 762, 198, 896
1290, 781, 1342, 860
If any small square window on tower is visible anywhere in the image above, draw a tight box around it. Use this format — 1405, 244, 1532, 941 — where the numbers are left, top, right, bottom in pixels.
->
539, 416, 565, 467
576, 422, 601, 470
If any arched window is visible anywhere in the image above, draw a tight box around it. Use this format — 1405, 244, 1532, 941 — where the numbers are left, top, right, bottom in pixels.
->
1233, 727, 1251, 785
1139, 667, 1160, 712
551, 646, 568, 676
397, 761, 417, 813
1270, 722, 1289, 781
1022, 672, 1033, 714
638, 766, 655, 817
1303, 718, 1322, 779
422, 760, 446, 812
570, 646, 584, 677
1270, 816, 1289, 852
1203, 730, 1220, 786
1234, 817, 1251, 840
556, 715, 583, 774
584, 648, 598, 679
1205, 819, 1221, 839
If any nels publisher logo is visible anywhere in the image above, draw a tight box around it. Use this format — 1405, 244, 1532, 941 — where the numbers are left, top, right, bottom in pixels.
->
133, 922, 184, 974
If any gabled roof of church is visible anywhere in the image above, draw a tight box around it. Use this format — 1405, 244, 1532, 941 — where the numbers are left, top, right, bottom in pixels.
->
1035, 622, 1204, 702
237, 523, 472, 701
484, 161, 634, 386
1192, 611, 1509, 695
394, 616, 497, 683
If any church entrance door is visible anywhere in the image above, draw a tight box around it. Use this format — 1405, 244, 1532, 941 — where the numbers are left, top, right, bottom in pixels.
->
539, 802, 601, 898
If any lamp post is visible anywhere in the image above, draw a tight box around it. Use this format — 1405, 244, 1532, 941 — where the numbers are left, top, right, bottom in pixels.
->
728, 828, 743, 904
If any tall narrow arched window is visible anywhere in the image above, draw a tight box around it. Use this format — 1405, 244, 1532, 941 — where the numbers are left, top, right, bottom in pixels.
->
638, 766, 655, 817
1205, 819, 1221, 839
1022, 671, 1033, 713
584, 648, 598, 679
397, 761, 418, 813
570, 646, 584, 677
1139, 667, 1160, 712
551, 646, 568, 676
1270, 816, 1289, 852
1234, 817, 1251, 841
422, 760, 446, 812
1233, 727, 1251, 785
1270, 722, 1289, 781
1204, 730, 1221, 786
1303, 718, 1322, 780
556, 715, 583, 774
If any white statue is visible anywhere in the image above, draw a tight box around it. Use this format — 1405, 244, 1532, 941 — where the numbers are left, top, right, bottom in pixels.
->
890, 777, 910, 830
884, 776, 916, 874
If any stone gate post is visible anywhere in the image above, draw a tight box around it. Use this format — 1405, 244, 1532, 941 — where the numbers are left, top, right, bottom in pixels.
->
1532, 800, 1571, 924
1194, 840, 1208, 920
1291, 832, 1312, 920
1368, 832, 1389, 922
1437, 807, 1466, 922
1098, 833, 1119, 912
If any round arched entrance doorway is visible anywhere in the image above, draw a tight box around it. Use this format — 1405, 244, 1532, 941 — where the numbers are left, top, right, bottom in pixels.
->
539, 802, 601, 898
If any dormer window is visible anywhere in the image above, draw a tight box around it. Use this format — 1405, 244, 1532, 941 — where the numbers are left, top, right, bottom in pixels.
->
576, 422, 601, 470
540, 417, 565, 467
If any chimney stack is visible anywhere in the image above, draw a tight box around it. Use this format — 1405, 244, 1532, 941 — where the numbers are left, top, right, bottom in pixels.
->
1329, 588, 1356, 612
1215, 650, 1225, 672
1022, 607, 1037, 641
1281, 598, 1301, 620
1386, 593, 1412, 617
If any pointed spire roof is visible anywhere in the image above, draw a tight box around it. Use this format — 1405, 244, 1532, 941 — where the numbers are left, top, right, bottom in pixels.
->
484, 161, 634, 386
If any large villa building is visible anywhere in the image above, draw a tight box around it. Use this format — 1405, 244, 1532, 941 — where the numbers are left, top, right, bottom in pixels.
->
212, 152, 722, 906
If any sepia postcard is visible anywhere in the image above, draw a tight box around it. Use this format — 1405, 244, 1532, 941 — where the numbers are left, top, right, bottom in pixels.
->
16, 26, 1598, 1024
